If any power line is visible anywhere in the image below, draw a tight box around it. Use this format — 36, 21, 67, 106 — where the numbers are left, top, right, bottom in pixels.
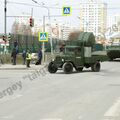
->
8, 1, 61, 9
7, 1, 120, 10
7, 16, 31, 18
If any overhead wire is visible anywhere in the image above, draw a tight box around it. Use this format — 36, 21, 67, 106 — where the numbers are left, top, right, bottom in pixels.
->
7, 1, 120, 10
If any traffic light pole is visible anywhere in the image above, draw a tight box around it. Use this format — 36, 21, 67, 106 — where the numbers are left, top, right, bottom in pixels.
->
32, 0, 54, 64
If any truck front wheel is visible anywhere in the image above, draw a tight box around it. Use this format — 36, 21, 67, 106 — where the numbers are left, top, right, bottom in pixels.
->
63, 62, 73, 74
48, 62, 58, 73
91, 62, 101, 72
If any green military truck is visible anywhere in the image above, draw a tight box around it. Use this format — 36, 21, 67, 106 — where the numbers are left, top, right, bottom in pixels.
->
106, 38, 120, 61
48, 32, 108, 74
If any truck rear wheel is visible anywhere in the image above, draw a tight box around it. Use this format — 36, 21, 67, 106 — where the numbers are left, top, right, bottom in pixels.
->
91, 62, 100, 72
48, 62, 58, 73
63, 62, 73, 74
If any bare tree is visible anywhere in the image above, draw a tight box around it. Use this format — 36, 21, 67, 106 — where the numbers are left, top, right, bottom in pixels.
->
68, 31, 81, 41
11, 21, 32, 35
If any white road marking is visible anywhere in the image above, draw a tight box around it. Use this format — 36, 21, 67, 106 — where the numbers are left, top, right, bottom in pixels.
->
11, 94, 23, 99
39, 119, 62, 120
0, 94, 23, 103
78, 116, 83, 119
0, 115, 14, 119
103, 97, 120, 120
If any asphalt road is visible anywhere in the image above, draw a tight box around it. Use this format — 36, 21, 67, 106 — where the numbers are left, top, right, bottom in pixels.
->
0, 61, 120, 120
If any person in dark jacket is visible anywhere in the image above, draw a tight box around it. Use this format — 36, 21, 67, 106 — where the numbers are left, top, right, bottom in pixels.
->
22, 50, 26, 65
36, 48, 42, 65
11, 48, 17, 65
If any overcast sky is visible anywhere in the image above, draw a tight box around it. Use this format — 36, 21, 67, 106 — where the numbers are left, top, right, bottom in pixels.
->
0, 0, 120, 34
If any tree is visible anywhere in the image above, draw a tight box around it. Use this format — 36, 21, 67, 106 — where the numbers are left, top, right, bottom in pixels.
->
68, 31, 81, 41
11, 21, 32, 35
11, 21, 19, 34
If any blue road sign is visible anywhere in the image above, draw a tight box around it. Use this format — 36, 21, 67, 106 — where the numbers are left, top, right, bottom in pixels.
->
62, 6, 72, 16
38, 32, 48, 42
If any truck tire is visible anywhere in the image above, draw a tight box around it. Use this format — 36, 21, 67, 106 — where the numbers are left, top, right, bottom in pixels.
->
91, 62, 100, 72
48, 62, 58, 73
76, 67, 83, 72
63, 62, 73, 74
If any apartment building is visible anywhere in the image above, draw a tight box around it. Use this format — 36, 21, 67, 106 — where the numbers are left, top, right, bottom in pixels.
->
79, 1, 107, 36
46, 22, 79, 40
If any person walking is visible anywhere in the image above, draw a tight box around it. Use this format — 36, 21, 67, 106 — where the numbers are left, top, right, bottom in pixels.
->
11, 48, 17, 65
22, 50, 26, 65
26, 50, 32, 68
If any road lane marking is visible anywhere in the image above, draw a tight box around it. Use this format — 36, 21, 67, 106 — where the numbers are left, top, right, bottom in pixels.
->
103, 97, 120, 120
78, 116, 83, 119
39, 119, 62, 120
0, 115, 14, 119
0, 94, 23, 103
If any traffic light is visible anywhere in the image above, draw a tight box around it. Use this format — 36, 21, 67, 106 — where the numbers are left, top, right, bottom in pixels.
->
29, 17, 34, 27
8, 33, 11, 40
3, 35, 6, 42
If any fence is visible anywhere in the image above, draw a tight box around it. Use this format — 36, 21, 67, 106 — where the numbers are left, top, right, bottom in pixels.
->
9, 34, 64, 53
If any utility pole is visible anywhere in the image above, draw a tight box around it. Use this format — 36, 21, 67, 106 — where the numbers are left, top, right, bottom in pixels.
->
31, 8, 33, 17
31, 8, 33, 41
42, 16, 45, 63
4, 0, 7, 54
4, 0, 7, 36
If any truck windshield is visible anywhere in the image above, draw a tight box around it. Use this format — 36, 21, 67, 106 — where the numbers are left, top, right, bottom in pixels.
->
65, 46, 81, 54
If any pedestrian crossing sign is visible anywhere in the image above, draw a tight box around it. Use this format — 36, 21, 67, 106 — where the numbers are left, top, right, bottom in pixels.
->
39, 32, 48, 42
62, 6, 72, 16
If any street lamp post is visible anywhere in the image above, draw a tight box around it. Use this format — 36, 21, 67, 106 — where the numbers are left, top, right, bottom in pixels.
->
85, 22, 89, 32
32, 0, 53, 63
77, 16, 89, 32
43, 15, 53, 52
43, 7, 53, 55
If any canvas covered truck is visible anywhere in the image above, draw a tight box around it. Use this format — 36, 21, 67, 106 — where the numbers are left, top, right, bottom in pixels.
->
48, 32, 108, 74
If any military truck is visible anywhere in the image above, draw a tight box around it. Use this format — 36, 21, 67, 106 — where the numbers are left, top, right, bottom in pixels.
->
48, 32, 108, 74
106, 38, 120, 61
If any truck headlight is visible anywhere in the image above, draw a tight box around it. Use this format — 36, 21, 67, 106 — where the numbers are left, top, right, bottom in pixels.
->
62, 59, 64, 62
52, 59, 55, 61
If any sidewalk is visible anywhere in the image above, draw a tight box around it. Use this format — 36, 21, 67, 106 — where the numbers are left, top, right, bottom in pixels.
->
0, 64, 47, 70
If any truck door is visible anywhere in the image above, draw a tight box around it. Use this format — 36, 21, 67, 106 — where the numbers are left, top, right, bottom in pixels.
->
75, 47, 83, 66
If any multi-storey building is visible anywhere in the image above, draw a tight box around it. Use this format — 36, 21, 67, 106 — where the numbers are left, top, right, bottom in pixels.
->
79, 0, 107, 36
59, 24, 79, 40
46, 22, 79, 40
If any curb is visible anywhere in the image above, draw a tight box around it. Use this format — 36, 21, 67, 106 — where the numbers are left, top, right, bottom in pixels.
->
0, 64, 47, 70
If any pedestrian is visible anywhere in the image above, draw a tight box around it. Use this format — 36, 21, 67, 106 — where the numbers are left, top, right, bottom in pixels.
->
14, 40, 18, 48
26, 49, 32, 68
59, 43, 65, 52
36, 48, 42, 65
22, 50, 26, 65
11, 48, 17, 65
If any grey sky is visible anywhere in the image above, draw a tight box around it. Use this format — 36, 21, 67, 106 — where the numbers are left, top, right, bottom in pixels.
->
0, 0, 120, 33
